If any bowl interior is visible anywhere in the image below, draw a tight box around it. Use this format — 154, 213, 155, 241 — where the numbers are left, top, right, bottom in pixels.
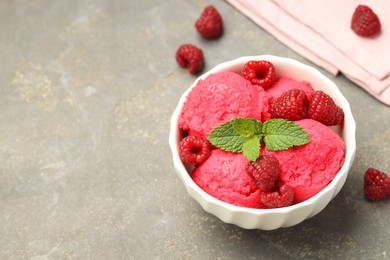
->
169, 55, 356, 229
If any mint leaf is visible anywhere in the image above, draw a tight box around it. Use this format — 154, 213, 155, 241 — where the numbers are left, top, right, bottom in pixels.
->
262, 119, 310, 151
208, 120, 247, 152
233, 118, 262, 138
208, 118, 262, 154
208, 117, 310, 162
242, 136, 261, 161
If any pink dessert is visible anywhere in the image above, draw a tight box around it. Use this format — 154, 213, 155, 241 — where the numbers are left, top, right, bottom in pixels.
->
178, 71, 270, 139
178, 63, 345, 209
262, 119, 345, 203
192, 149, 266, 208
267, 77, 314, 102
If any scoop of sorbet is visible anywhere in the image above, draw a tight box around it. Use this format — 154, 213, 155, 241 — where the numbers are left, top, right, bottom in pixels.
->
179, 71, 270, 139
262, 119, 345, 203
192, 149, 266, 209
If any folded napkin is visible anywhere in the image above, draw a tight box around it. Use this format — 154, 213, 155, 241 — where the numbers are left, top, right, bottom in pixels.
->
227, 0, 390, 105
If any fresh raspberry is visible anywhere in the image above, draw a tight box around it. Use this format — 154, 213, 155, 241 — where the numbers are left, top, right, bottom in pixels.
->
195, 5, 223, 39
245, 155, 280, 191
364, 168, 390, 201
242, 60, 276, 89
175, 44, 204, 74
179, 135, 211, 165
260, 182, 294, 208
308, 90, 344, 126
269, 89, 309, 121
351, 5, 381, 37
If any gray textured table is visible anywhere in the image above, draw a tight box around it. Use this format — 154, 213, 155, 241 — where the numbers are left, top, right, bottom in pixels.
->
1, 1, 389, 259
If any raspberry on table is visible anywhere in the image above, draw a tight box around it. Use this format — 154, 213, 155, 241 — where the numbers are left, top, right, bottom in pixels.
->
195, 5, 223, 39
364, 168, 390, 201
245, 155, 280, 191
308, 90, 344, 126
179, 135, 211, 165
351, 5, 381, 37
260, 182, 294, 208
270, 88, 309, 121
242, 60, 276, 89
175, 44, 204, 74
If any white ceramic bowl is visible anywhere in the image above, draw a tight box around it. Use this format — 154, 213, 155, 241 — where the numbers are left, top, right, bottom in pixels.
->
169, 55, 356, 230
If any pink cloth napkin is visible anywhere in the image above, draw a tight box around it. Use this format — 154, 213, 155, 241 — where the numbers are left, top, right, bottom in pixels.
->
227, 0, 390, 105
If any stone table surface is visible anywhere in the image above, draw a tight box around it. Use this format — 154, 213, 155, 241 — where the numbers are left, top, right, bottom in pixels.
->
1, 0, 390, 259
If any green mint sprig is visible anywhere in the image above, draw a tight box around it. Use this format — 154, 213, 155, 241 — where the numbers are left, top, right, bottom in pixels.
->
208, 118, 310, 161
